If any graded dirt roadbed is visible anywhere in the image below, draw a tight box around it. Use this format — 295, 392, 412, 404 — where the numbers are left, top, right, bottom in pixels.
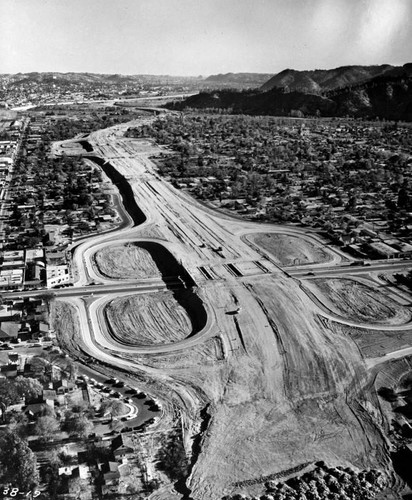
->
53, 120, 412, 499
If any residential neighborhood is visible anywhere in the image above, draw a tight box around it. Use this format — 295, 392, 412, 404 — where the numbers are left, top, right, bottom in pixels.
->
0, 109, 126, 291
138, 113, 412, 261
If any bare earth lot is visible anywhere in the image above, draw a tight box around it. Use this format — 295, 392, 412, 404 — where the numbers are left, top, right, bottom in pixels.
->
247, 232, 333, 266
105, 291, 202, 346
304, 277, 411, 325
93, 243, 162, 279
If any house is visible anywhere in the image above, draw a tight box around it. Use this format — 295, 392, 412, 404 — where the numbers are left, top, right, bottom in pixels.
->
100, 462, 120, 485
111, 434, 134, 458
53, 379, 75, 394
39, 322, 49, 336
42, 389, 57, 401
0, 322, 20, 341
0, 364, 18, 378
24, 402, 49, 420
59, 465, 90, 480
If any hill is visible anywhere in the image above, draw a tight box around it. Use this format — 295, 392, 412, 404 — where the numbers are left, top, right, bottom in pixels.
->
204, 72, 274, 87
168, 66, 412, 121
261, 64, 395, 93
168, 87, 336, 116
331, 68, 412, 120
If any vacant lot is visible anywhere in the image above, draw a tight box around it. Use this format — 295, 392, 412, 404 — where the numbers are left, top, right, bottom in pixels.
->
94, 243, 162, 279
105, 290, 206, 346
51, 300, 82, 354
305, 278, 411, 325
247, 232, 332, 266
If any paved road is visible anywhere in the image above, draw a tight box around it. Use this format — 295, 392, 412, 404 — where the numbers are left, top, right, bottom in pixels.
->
289, 259, 412, 278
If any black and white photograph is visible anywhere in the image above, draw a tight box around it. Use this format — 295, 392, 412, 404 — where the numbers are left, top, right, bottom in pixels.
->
1, 1, 412, 499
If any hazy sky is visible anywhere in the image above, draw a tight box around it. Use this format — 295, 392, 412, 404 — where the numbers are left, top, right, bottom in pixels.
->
1, 0, 411, 75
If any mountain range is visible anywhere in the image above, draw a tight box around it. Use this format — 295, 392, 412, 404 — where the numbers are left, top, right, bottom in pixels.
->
203, 72, 274, 86
260, 64, 396, 93
169, 63, 412, 121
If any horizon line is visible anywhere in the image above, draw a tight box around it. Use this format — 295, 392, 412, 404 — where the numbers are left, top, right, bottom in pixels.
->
2, 60, 412, 78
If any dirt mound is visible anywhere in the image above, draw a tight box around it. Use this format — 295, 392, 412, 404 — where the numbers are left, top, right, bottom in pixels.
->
247, 233, 332, 266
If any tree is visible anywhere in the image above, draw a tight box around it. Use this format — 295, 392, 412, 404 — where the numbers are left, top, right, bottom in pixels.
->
100, 399, 125, 417
0, 377, 42, 409
34, 415, 61, 442
155, 430, 188, 481
0, 432, 40, 491
29, 356, 50, 379
0, 379, 19, 408
63, 412, 93, 438
15, 376, 43, 401
41, 451, 63, 499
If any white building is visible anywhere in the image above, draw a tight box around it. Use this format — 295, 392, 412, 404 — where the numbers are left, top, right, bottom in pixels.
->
46, 264, 71, 288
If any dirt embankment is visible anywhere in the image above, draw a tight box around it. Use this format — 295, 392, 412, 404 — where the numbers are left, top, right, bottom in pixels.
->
247, 232, 332, 266
105, 289, 207, 346
305, 278, 411, 325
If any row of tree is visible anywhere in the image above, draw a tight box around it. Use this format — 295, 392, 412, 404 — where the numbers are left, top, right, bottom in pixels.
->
223, 463, 386, 500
